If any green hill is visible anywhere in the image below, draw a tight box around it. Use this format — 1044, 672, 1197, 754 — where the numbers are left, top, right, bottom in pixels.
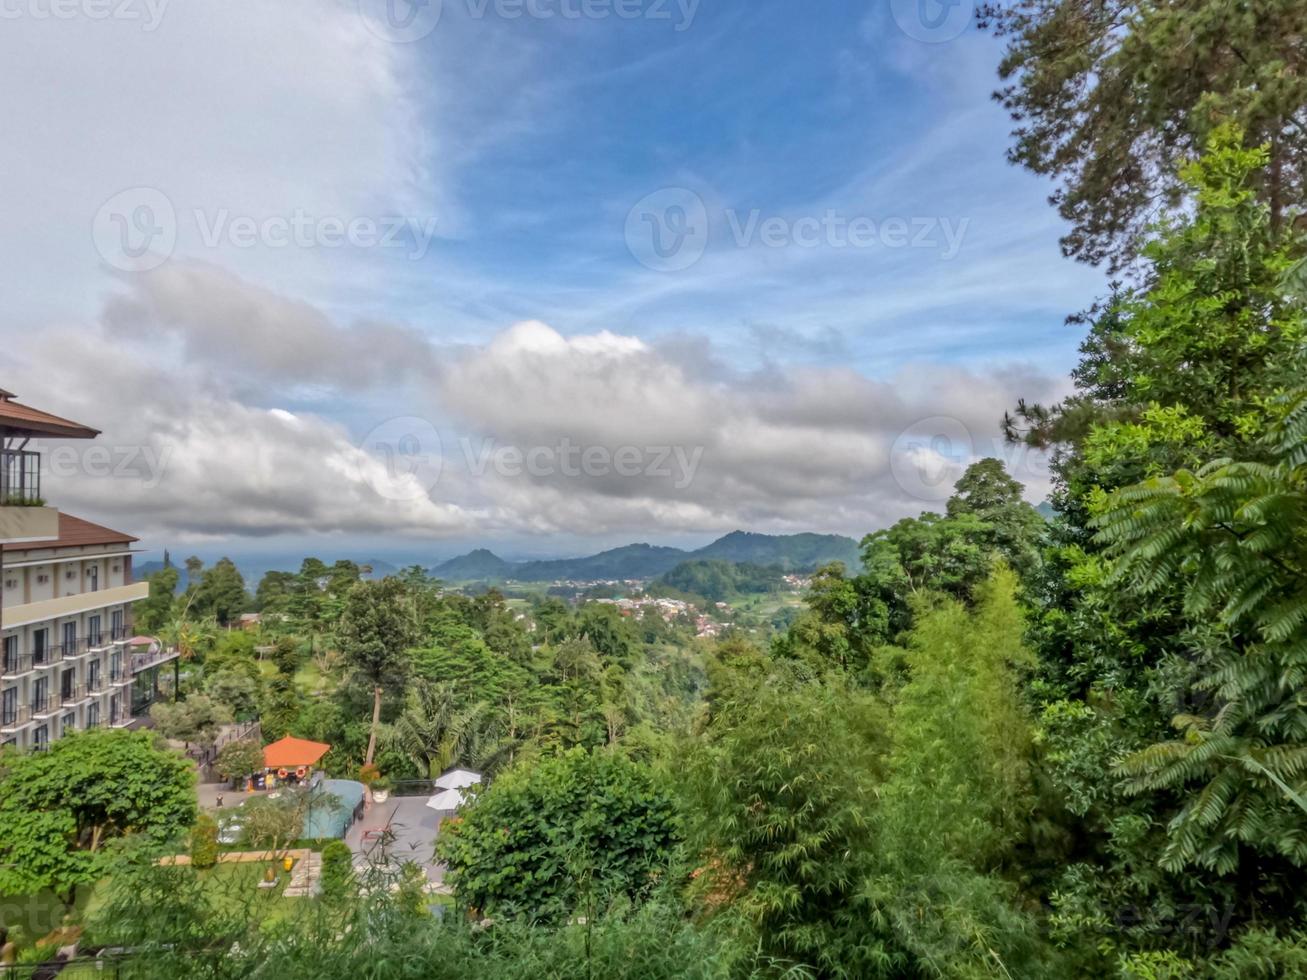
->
690, 530, 860, 571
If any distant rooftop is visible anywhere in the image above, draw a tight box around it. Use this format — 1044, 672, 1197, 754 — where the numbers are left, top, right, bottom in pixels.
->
0, 388, 100, 440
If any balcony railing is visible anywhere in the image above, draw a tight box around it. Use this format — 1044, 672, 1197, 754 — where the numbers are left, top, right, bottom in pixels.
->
110, 625, 130, 642
31, 695, 58, 717
87, 631, 105, 649
0, 448, 41, 506
130, 647, 181, 674
0, 705, 32, 730
2, 652, 34, 675
61, 685, 88, 705
87, 675, 104, 693
32, 647, 62, 668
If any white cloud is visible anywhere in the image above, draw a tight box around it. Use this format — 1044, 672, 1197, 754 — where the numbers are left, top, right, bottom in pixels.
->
4, 271, 1062, 543
0, 0, 434, 318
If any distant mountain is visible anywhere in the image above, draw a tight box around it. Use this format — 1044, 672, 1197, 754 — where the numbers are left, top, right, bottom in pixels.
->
1036, 501, 1057, 521
691, 530, 860, 571
359, 559, 399, 580
431, 548, 515, 581
513, 543, 688, 582
429, 531, 862, 583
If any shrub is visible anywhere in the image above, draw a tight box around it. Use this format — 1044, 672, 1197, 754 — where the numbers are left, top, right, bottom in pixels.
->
191, 814, 219, 869
438, 748, 680, 922
320, 840, 354, 900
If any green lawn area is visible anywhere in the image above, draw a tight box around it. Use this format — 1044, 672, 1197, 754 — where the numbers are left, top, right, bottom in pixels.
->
4, 859, 306, 957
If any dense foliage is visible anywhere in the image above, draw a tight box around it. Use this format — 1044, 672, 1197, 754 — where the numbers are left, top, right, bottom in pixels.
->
438, 748, 680, 922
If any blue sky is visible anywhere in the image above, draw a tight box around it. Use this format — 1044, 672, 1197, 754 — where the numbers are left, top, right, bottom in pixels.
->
1, 0, 1106, 566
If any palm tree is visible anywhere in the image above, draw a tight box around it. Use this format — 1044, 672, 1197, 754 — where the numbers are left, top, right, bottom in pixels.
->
388, 681, 500, 780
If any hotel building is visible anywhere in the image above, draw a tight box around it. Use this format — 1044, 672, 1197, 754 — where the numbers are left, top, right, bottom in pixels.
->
0, 388, 177, 751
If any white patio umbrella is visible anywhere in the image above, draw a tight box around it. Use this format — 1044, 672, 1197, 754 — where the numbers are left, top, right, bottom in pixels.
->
435, 768, 482, 791
425, 787, 468, 811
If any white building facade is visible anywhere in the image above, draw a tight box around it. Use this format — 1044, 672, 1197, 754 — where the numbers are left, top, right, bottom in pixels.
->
0, 388, 173, 751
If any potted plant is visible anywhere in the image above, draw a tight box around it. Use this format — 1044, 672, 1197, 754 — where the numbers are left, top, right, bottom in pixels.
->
372, 774, 392, 803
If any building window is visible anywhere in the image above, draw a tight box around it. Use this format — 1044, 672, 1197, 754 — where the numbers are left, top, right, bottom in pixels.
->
62, 712, 75, 731
33, 725, 49, 750
2, 635, 16, 673
65, 570, 78, 581
33, 629, 48, 664
111, 609, 123, 640
88, 659, 102, 691
88, 615, 101, 646
62, 622, 77, 655
36, 574, 49, 585
1, 687, 16, 727
109, 694, 121, 725
89, 567, 99, 592
33, 676, 48, 713
87, 702, 100, 728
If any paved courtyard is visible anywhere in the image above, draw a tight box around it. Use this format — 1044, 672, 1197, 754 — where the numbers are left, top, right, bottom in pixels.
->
345, 795, 448, 885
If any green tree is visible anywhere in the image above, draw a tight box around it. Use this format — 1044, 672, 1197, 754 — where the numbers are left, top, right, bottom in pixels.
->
983, 0, 1307, 268
136, 566, 179, 633
683, 664, 888, 975
193, 558, 248, 627
438, 748, 680, 922
150, 694, 233, 750
1096, 381, 1307, 874
215, 739, 265, 783
339, 578, 418, 765
190, 814, 219, 869
0, 730, 195, 904
388, 680, 494, 780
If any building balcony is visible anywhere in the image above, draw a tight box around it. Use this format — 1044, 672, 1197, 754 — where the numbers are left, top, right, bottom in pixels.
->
109, 712, 132, 728
130, 647, 181, 674
31, 696, 59, 719
32, 648, 64, 670
60, 685, 88, 706
2, 652, 35, 677
87, 676, 104, 694
109, 669, 132, 687
0, 705, 32, 732
1, 581, 150, 630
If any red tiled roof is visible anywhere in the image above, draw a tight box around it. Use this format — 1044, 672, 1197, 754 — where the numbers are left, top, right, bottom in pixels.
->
4, 512, 138, 552
0, 392, 99, 439
263, 736, 332, 768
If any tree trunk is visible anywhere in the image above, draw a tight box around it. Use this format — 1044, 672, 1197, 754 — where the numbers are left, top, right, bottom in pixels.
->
364, 684, 382, 765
